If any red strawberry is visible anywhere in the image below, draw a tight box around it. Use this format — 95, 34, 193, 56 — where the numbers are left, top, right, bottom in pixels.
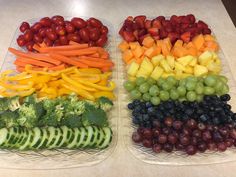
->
132, 23, 139, 30
148, 27, 159, 36
187, 14, 196, 24
181, 23, 189, 29
203, 28, 211, 34
152, 19, 162, 29
197, 20, 208, 29
119, 26, 125, 36
123, 31, 136, 42
162, 20, 170, 27
126, 16, 134, 21
145, 20, 152, 29
134, 15, 146, 28
170, 15, 178, 24
138, 29, 147, 37
168, 32, 179, 44
176, 16, 184, 23
133, 30, 139, 40
180, 32, 191, 43
185, 27, 197, 35
155, 16, 165, 22
165, 24, 173, 32
159, 29, 168, 39
124, 19, 134, 29
181, 16, 190, 24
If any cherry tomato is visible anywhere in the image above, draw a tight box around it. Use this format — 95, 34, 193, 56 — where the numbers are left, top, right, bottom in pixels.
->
96, 34, 107, 47
38, 28, 47, 37
89, 28, 100, 41
59, 35, 69, 45
19, 22, 30, 33
23, 29, 34, 42
65, 22, 75, 33
33, 34, 43, 44
100, 25, 108, 34
46, 31, 58, 41
55, 25, 66, 36
67, 33, 81, 43
79, 28, 89, 42
17, 35, 26, 47
31, 22, 42, 33
71, 17, 87, 29
87, 18, 102, 28
25, 41, 35, 51
43, 37, 53, 46
39, 17, 52, 27
54, 39, 61, 46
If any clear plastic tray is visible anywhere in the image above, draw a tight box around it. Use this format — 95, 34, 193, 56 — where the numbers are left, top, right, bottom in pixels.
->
118, 19, 236, 165
0, 17, 118, 169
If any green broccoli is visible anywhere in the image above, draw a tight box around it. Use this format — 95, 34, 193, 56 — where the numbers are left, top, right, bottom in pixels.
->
0, 110, 19, 128
61, 114, 83, 128
23, 94, 38, 105
8, 96, 21, 111
97, 97, 113, 112
0, 97, 10, 112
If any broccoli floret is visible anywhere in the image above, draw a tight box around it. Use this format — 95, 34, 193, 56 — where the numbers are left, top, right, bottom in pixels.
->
8, 96, 21, 111
0, 110, 19, 128
23, 94, 38, 105
85, 100, 99, 108
0, 97, 10, 112
97, 97, 113, 112
61, 114, 83, 128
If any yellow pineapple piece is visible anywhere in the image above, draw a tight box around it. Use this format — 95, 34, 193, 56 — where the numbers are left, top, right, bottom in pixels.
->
127, 61, 139, 76
199, 51, 213, 66
194, 65, 208, 76
175, 62, 186, 71
160, 59, 172, 73
150, 66, 164, 80
176, 55, 194, 66
166, 55, 175, 69
140, 57, 154, 75
184, 66, 194, 74
189, 57, 197, 67
151, 54, 164, 66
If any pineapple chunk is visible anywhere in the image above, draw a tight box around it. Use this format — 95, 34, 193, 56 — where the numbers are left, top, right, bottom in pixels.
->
199, 51, 213, 66
176, 55, 194, 66
174, 69, 183, 79
189, 57, 197, 67
207, 62, 221, 73
160, 59, 172, 73
184, 66, 194, 74
215, 58, 221, 65
166, 55, 175, 69
151, 54, 164, 66
194, 65, 208, 76
136, 67, 150, 78
127, 61, 139, 76
175, 62, 186, 71
150, 66, 164, 80
212, 52, 218, 59
162, 72, 175, 78
140, 57, 154, 75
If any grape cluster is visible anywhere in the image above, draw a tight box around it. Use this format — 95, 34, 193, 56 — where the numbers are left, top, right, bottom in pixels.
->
124, 75, 229, 105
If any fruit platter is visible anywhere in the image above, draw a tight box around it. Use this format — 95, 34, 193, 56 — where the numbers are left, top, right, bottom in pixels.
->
119, 15, 236, 165
0, 16, 118, 169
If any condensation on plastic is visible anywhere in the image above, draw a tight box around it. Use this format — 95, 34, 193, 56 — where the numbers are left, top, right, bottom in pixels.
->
118, 19, 236, 165
0, 17, 118, 169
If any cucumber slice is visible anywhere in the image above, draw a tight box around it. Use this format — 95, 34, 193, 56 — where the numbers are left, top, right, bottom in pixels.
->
98, 127, 112, 149
46, 127, 57, 148
95, 128, 105, 147
30, 127, 43, 149
81, 126, 93, 148
57, 126, 69, 148
89, 126, 99, 147
49, 128, 62, 149
67, 128, 80, 149
19, 129, 34, 150
34, 128, 48, 149
0, 128, 8, 146
75, 127, 86, 148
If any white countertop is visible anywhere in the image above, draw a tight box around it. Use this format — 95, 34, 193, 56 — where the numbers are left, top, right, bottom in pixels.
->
0, 0, 236, 176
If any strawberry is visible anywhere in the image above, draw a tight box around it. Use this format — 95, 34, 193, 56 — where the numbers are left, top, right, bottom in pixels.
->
126, 16, 134, 21
145, 20, 152, 29
162, 20, 170, 27
123, 31, 136, 42
124, 19, 134, 29
134, 15, 146, 28
155, 16, 165, 22
138, 29, 147, 37
180, 32, 191, 43
148, 27, 159, 36
181, 16, 191, 24
181, 23, 189, 29
165, 24, 173, 32
202, 28, 211, 34
176, 16, 184, 24
159, 29, 168, 39
168, 32, 179, 44
151, 19, 162, 29
133, 30, 139, 40
197, 20, 208, 29
119, 26, 125, 36
187, 14, 196, 24
170, 15, 178, 23
132, 23, 139, 30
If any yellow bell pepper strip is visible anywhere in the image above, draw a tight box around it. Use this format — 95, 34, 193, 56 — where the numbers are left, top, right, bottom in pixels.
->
2, 72, 30, 81
77, 79, 116, 91
0, 88, 35, 97
93, 91, 116, 100
97, 79, 107, 86
1, 70, 14, 78
70, 75, 101, 84
61, 73, 97, 92
0, 81, 33, 91
47, 80, 62, 88
77, 68, 102, 74
40, 87, 58, 98
58, 88, 72, 96
61, 82, 95, 101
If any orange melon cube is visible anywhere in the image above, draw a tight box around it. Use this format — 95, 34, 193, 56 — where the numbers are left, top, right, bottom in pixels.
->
161, 43, 170, 56
133, 46, 145, 58
174, 40, 183, 48
204, 34, 215, 41
129, 42, 140, 50
118, 41, 129, 52
153, 46, 162, 56
187, 47, 198, 56
144, 46, 156, 58
204, 41, 219, 51
142, 36, 155, 48
163, 38, 172, 51
156, 40, 163, 48
192, 34, 205, 50
172, 46, 187, 58
122, 49, 133, 64
185, 42, 195, 49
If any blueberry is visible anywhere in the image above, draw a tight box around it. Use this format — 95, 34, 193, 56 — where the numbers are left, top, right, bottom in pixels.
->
132, 111, 138, 117
132, 117, 139, 124
212, 117, 220, 125
185, 109, 194, 116
224, 104, 231, 110
133, 99, 141, 106
136, 114, 143, 121
220, 94, 231, 101
142, 114, 149, 122
215, 107, 223, 112
145, 102, 153, 108
127, 103, 134, 110
196, 109, 204, 115
232, 113, 236, 120
147, 107, 155, 116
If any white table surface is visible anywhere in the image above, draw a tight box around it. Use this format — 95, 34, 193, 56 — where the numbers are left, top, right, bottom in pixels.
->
0, 0, 236, 176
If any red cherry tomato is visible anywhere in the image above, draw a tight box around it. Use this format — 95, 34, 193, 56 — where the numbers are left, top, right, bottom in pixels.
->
31, 22, 42, 33
33, 34, 43, 44
67, 33, 81, 43
87, 18, 102, 28
59, 35, 69, 45
38, 28, 47, 37
46, 31, 58, 41
39, 17, 52, 27
25, 41, 35, 51
43, 37, 53, 46
17, 35, 26, 47
100, 25, 108, 34
65, 22, 75, 33
79, 28, 89, 42
89, 28, 100, 41
19, 22, 30, 33
55, 25, 66, 36
96, 34, 107, 47
71, 18, 87, 29
23, 29, 34, 42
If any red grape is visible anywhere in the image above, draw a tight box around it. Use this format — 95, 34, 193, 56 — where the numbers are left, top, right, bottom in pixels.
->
39, 17, 52, 27
71, 17, 87, 29
17, 35, 26, 46
87, 17, 102, 28
23, 29, 33, 42
19, 22, 30, 33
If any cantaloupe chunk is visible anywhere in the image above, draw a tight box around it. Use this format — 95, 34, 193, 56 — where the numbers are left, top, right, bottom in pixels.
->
144, 46, 156, 58
163, 38, 172, 51
204, 41, 219, 51
174, 40, 183, 48
129, 42, 140, 50
118, 41, 129, 52
156, 40, 163, 48
187, 47, 198, 56
172, 46, 188, 58
204, 34, 215, 41
192, 34, 205, 50
153, 46, 162, 56
122, 49, 133, 64
142, 36, 155, 48
185, 42, 194, 49
161, 43, 170, 56
133, 46, 144, 58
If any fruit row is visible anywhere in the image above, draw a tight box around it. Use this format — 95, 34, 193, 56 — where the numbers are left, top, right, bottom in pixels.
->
120, 15, 236, 155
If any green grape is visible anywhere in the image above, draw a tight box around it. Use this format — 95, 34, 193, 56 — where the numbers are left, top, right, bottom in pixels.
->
151, 96, 161, 105
139, 83, 150, 93
195, 83, 204, 94
221, 84, 229, 95
196, 94, 203, 102
204, 75, 217, 87
197, 77, 204, 83
123, 81, 135, 91
170, 89, 179, 100
186, 76, 198, 83
160, 90, 170, 101
162, 82, 172, 91
147, 78, 156, 85
215, 81, 224, 94
219, 75, 228, 84
186, 81, 197, 91
204, 86, 215, 95
136, 77, 146, 86
186, 91, 197, 101
149, 85, 160, 96
157, 77, 165, 87
177, 86, 186, 97
179, 97, 187, 102
166, 76, 177, 86
130, 90, 142, 99
143, 93, 151, 101
179, 79, 186, 86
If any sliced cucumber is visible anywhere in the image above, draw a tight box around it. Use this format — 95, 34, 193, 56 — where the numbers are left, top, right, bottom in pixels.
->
81, 126, 93, 148
57, 126, 68, 148
35, 128, 48, 149
0, 128, 8, 146
95, 128, 105, 147
30, 127, 43, 149
75, 127, 86, 148
19, 129, 34, 150
67, 128, 80, 149
98, 127, 112, 149
46, 127, 57, 148
49, 128, 62, 149
89, 126, 99, 148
